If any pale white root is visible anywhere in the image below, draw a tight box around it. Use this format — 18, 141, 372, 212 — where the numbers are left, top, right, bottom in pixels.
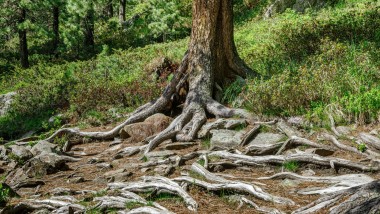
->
240, 125, 261, 146
126, 206, 174, 214
208, 150, 380, 171
108, 176, 198, 211
276, 136, 337, 155
359, 132, 380, 151
257, 172, 374, 194
240, 197, 285, 214
187, 163, 295, 205
173, 176, 294, 206
293, 180, 380, 214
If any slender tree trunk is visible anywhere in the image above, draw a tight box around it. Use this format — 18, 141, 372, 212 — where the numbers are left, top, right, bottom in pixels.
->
107, 0, 114, 18
119, 0, 126, 23
52, 6, 59, 57
19, 8, 29, 68
84, 2, 95, 49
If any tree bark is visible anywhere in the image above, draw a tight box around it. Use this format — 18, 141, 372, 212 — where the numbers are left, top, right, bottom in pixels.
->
119, 0, 126, 23
107, 0, 114, 18
52, 6, 59, 57
84, 2, 95, 49
19, 8, 29, 68
185, 0, 254, 101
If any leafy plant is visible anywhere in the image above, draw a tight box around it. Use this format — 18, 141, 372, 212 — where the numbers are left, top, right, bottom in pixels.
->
0, 183, 10, 206
357, 143, 367, 153
282, 161, 299, 172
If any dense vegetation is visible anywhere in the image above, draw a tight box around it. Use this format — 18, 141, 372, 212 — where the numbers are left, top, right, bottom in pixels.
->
0, 0, 379, 140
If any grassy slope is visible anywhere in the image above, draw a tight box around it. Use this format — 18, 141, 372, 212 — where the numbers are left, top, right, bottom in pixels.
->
0, 0, 379, 139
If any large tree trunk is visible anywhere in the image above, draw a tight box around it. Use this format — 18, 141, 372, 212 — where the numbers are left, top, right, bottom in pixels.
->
185, 0, 254, 102
52, 6, 59, 57
19, 8, 29, 68
119, 0, 126, 23
45, 0, 255, 152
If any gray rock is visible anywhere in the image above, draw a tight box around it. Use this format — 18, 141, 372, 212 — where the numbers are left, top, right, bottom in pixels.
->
210, 129, 245, 149
305, 148, 335, 156
0, 145, 8, 160
248, 133, 286, 146
30, 140, 58, 156
281, 179, 299, 187
0, 91, 16, 116
145, 150, 175, 160
336, 126, 351, 136
9, 145, 33, 161
164, 142, 196, 150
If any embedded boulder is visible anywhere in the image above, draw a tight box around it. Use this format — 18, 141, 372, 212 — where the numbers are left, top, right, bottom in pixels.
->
119, 113, 173, 141
0, 91, 16, 116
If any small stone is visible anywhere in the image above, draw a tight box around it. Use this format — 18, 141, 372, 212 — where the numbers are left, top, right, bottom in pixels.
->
67, 177, 85, 184
281, 179, 299, 187
96, 163, 113, 169
301, 169, 316, 176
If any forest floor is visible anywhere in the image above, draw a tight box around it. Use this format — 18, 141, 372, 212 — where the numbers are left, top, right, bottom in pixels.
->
2, 115, 380, 213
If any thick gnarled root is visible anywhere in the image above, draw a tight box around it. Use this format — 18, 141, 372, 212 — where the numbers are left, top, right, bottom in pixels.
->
293, 180, 380, 214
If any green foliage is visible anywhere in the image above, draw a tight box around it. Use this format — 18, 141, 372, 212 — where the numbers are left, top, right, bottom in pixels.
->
125, 201, 145, 210
0, 183, 10, 206
357, 143, 367, 153
7, 153, 25, 166
201, 137, 211, 150
282, 161, 299, 172
240, 1, 380, 123
197, 159, 205, 167
222, 79, 246, 106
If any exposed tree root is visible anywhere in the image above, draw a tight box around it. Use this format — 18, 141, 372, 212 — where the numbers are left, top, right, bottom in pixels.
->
208, 150, 380, 172
126, 206, 173, 214
258, 172, 374, 194
174, 176, 294, 205
293, 180, 380, 214
276, 136, 337, 155
108, 176, 198, 211
322, 133, 380, 162
190, 162, 294, 205
239, 197, 284, 214
93, 190, 169, 213
240, 125, 261, 146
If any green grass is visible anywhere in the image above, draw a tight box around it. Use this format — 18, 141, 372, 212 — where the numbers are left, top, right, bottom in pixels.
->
282, 161, 299, 172
1, 0, 379, 140
201, 137, 211, 150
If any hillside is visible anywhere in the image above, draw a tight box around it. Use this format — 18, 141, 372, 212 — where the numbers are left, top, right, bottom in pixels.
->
0, 0, 380, 213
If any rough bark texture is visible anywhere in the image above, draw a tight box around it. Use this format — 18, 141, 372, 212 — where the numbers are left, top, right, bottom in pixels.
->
119, 0, 126, 23
19, 8, 29, 68
52, 6, 59, 57
84, 2, 95, 48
